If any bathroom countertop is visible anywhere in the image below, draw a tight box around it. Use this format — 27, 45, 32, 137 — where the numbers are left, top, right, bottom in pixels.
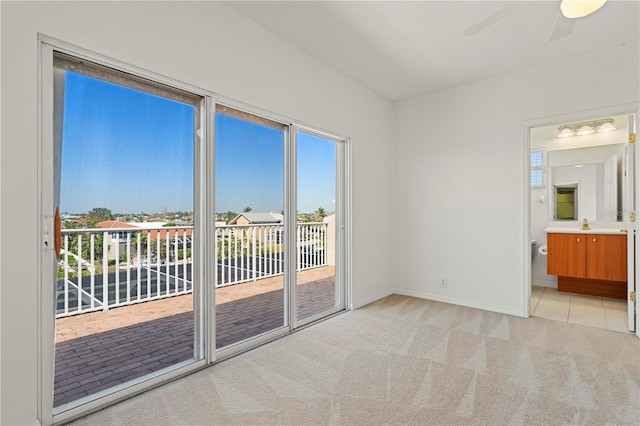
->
544, 227, 627, 235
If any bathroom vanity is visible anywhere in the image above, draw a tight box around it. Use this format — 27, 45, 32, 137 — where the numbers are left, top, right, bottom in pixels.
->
545, 228, 627, 299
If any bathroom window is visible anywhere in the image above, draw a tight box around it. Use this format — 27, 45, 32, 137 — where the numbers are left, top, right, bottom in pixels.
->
531, 150, 544, 188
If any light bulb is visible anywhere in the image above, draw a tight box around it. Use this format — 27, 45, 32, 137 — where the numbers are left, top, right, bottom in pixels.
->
561, 0, 607, 19
598, 122, 616, 132
558, 127, 574, 138
577, 125, 594, 136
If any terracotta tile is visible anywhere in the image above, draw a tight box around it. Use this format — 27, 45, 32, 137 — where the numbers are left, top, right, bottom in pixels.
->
53, 266, 336, 407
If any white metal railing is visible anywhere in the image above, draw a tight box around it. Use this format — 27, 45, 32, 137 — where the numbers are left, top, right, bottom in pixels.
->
56, 222, 328, 318
215, 222, 327, 288
57, 226, 193, 318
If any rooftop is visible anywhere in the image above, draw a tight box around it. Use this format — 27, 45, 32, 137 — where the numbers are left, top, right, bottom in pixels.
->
229, 212, 284, 225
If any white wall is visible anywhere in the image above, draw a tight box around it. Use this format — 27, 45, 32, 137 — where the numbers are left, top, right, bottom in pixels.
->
393, 45, 639, 317
0, 2, 393, 424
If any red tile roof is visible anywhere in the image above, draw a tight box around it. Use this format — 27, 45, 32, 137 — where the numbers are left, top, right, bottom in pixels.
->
97, 220, 140, 229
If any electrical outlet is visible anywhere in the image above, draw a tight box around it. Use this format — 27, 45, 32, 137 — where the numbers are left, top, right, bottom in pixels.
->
440, 278, 447, 288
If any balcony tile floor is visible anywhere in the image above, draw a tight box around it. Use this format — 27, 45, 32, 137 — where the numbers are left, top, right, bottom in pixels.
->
54, 266, 336, 408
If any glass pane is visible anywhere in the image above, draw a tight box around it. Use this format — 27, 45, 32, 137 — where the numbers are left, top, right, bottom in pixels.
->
214, 107, 286, 349
296, 131, 339, 321
531, 151, 543, 167
531, 169, 543, 187
54, 68, 199, 408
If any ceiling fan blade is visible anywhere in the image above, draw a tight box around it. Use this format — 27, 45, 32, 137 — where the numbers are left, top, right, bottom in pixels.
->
549, 10, 576, 42
464, 1, 523, 36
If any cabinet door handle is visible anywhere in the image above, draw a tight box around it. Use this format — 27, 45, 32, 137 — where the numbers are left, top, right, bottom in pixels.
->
576, 238, 580, 242
593, 238, 597, 242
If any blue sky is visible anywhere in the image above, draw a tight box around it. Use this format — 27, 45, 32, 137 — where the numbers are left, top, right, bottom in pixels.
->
60, 71, 336, 215
296, 131, 336, 214
60, 72, 194, 213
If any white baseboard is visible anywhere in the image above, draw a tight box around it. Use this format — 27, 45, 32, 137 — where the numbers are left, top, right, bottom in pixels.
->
352, 287, 529, 318
531, 280, 557, 289
351, 288, 394, 310
390, 288, 525, 318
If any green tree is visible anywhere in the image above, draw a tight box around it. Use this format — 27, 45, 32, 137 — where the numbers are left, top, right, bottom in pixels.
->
243, 206, 252, 212
62, 219, 83, 230
315, 207, 327, 221
298, 213, 315, 223
85, 207, 113, 227
223, 211, 237, 223
60, 231, 105, 263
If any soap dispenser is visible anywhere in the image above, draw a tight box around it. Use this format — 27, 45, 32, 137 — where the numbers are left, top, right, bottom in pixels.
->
581, 219, 591, 230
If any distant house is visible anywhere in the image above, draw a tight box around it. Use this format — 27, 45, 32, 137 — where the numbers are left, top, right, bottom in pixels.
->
226, 212, 284, 244
97, 221, 193, 261
130, 222, 193, 242
147, 228, 193, 241
60, 212, 82, 221
228, 212, 283, 225
97, 221, 141, 260
97, 220, 140, 241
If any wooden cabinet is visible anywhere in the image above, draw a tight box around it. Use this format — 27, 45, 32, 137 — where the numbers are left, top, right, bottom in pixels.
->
586, 234, 627, 282
547, 232, 627, 299
547, 233, 626, 281
547, 233, 587, 278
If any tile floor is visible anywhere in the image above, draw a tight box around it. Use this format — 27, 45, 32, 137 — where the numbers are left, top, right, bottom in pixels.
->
531, 285, 630, 333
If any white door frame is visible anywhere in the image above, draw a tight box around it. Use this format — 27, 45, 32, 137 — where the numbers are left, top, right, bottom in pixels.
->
524, 103, 639, 338
291, 125, 350, 329
629, 113, 640, 337
38, 36, 213, 425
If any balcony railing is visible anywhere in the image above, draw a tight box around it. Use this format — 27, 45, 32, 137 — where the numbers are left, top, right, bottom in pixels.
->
57, 222, 328, 318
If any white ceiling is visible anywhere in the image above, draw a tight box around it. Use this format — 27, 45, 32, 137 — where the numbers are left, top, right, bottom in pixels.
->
227, 0, 639, 101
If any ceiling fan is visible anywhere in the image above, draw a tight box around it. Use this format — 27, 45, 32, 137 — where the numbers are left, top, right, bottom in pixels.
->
464, 0, 608, 42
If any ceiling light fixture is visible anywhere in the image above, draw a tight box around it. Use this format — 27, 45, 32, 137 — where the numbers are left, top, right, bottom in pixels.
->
577, 125, 595, 136
598, 121, 616, 132
558, 127, 575, 138
560, 0, 607, 19
557, 118, 616, 138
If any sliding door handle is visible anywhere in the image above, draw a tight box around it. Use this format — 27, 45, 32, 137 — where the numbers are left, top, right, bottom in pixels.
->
54, 206, 62, 259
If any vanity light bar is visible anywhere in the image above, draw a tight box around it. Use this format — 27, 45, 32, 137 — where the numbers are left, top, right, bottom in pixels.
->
557, 118, 616, 138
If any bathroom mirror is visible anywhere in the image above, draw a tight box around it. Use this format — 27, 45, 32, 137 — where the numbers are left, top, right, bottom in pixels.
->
548, 143, 625, 222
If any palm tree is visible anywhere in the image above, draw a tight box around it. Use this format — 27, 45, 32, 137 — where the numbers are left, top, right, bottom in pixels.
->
315, 207, 327, 220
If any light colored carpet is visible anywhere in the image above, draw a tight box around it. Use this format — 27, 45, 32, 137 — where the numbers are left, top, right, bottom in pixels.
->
70, 294, 640, 425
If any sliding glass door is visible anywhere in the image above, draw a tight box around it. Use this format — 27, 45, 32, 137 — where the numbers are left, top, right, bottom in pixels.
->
214, 106, 288, 349
213, 110, 347, 348
41, 42, 348, 424
295, 130, 343, 322
51, 53, 203, 411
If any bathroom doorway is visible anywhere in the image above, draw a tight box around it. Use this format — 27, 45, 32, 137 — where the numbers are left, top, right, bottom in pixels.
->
527, 107, 638, 336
